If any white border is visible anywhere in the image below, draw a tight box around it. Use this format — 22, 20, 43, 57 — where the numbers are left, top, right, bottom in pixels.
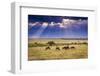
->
11, 2, 96, 74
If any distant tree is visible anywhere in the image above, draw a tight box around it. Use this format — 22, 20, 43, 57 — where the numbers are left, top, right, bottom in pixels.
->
34, 42, 38, 45
47, 41, 55, 46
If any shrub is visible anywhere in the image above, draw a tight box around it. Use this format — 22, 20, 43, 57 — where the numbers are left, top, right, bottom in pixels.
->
46, 41, 56, 46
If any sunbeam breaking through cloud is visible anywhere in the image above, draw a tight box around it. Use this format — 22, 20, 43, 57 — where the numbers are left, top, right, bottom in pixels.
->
28, 15, 88, 39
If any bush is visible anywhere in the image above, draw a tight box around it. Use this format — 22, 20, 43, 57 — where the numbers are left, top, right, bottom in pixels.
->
46, 41, 56, 46
82, 42, 88, 44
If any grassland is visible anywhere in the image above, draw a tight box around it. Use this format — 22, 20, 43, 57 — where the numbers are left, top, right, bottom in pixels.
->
28, 38, 88, 61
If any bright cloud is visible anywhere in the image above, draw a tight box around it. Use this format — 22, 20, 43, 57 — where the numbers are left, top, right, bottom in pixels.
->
28, 22, 41, 27
62, 19, 69, 25
42, 22, 48, 27
49, 22, 55, 26
62, 18, 77, 25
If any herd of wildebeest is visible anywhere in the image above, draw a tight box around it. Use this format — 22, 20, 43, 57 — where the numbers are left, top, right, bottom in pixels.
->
45, 45, 75, 50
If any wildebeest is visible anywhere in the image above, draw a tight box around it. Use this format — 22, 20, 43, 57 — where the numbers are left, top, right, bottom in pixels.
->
56, 47, 60, 50
62, 46, 69, 50
45, 46, 51, 50
70, 46, 75, 49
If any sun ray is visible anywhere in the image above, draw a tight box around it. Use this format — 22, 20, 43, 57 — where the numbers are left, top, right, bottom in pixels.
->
31, 22, 48, 38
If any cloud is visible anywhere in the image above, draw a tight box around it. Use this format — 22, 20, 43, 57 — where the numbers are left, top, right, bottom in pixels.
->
42, 22, 49, 27
56, 18, 76, 28
77, 19, 87, 25
49, 22, 55, 26
61, 18, 87, 28
28, 22, 40, 26
62, 19, 77, 25
28, 19, 87, 29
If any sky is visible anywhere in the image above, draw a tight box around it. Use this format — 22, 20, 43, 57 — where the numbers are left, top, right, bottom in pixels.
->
28, 15, 88, 39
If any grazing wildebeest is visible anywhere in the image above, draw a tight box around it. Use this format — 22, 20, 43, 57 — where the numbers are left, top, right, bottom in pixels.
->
56, 47, 60, 50
70, 46, 75, 49
62, 46, 69, 50
45, 46, 51, 50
